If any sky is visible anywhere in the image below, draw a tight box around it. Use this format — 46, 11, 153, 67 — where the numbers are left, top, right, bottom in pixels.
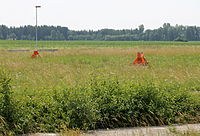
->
0, 0, 200, 30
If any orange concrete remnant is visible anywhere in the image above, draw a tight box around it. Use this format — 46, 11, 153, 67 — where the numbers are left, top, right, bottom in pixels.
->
132, 52, 148, 66
31, 51, 40, 58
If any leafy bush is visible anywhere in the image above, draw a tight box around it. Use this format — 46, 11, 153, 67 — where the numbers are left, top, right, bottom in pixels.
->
0, 73, 200, 134
0, 72, 16, 135
89, 76, 200, 128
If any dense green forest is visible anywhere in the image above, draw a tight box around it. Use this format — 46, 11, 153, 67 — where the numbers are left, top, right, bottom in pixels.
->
0, 23, 200, 41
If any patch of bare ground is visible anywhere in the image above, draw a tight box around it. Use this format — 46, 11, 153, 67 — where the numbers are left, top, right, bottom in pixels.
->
85, 124, 200, 136
23, 124, 200, 136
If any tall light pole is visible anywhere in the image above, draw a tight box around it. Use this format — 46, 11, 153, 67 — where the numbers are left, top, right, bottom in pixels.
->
31, 5, 41, 58
35, 5, 41, 50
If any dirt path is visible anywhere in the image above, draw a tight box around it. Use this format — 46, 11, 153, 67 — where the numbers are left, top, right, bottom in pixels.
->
85, 124, 200, 136
25, 124, 200, 136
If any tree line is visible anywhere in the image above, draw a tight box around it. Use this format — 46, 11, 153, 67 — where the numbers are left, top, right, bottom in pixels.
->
0, 23, 200, 41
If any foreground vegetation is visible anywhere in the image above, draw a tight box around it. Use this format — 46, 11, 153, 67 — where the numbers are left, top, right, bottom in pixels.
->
0, 41, 200, 135
1, 73, 200, 134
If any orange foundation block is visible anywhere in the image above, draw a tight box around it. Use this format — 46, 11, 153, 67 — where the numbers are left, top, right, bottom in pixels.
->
132, 52, 148, 66
31, 51, 41, 58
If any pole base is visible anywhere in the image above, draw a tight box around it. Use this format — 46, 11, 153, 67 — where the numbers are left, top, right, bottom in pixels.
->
132, 52, 148, 66
31, 51, 41, 58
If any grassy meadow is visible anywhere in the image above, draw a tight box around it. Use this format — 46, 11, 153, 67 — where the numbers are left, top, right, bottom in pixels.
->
0, 40, 200, 134
1, 40, 200, 92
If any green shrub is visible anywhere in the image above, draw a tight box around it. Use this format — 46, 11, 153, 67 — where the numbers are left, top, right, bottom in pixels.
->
0, 72, 16, 134
1, 73, 200, 134
0, 115, 13, 136
88, 75, 200, 129
53, 87, 98, 130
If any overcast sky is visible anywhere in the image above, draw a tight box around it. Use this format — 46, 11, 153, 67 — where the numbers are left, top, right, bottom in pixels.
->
0, 0, 199, 30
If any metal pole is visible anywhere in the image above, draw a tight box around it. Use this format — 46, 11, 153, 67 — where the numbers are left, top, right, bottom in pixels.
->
36, 6, 38, 50
35, 6, 41, 50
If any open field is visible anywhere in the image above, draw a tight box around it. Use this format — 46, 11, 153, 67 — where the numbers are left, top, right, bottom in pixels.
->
1, 41, 200, 92
1, 40, 200, 48
0, 40, 200, 134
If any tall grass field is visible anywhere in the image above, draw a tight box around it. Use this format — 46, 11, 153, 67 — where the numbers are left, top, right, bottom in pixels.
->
0, 40, 200, 135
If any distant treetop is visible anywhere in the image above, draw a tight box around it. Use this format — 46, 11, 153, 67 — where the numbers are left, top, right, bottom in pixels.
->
0, 23, 199, 41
